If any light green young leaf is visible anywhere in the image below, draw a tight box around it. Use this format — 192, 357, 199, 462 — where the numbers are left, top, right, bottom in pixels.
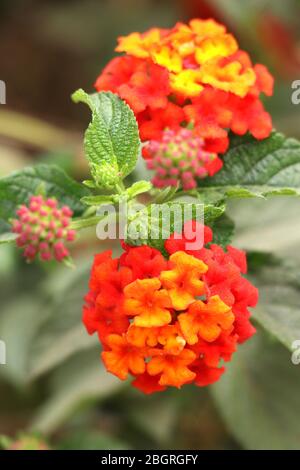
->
81, 195, 115, 206
82, 179, 97, 189
199, 131, 300, 203
152, 184, 179, 204
126, 180, 152, 199
0, 164, 90, 234
72, 89, 140, 187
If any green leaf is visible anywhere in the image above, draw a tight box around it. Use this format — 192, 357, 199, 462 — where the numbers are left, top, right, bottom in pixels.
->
126, 180, 152, 199
129, 392, 180, 445
72, 89, 140, 186
80, 181, 152, 208
209, 214, 235, 248
81, 195, 115, 206
0, 164, 90, 234
59, 431, 130, 450
0, 297, 45, 385
27, 262, 97, 379
229, 197, 300, 258
126, 202, 225, 254
212, 330, 300, 449
152, 184, 179, 204
30, 350, 121, 435
70, 214, 106, 230
248, 256, 300, 352
82, 179, 98, 189
199, 131, 300, 202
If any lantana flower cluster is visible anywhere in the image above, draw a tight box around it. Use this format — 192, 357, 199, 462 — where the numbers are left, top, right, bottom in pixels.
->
12, 195, 76, 262
95, 18, 274, 182
83, 221, 258, 393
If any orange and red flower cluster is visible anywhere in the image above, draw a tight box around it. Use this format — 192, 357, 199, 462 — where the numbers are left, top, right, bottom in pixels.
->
83, 221, 258, 393
95, 19, 274, 162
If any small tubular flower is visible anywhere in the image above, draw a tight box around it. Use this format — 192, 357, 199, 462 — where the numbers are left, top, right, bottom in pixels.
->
194, 33, 238, 65
102, 334, 146, 380
160, 250, 208, 310
123, 278, 172, 327
95, 18, 274, 187
11, 195, 76, 263
83, 221, 258, 393
147, 348, 197, 388
116, 28, 162, 58
178, 295, 234, 344
118, 61, 170, 113
198, 59, 256, 97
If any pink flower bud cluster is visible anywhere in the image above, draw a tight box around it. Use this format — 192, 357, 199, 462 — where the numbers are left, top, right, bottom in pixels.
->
11, 195, 76, 262
144, 128, 221, 190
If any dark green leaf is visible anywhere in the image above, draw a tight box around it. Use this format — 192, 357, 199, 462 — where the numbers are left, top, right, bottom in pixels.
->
199, 131, 300, 202
0, 164, 89, 233
209, 214, 235, 248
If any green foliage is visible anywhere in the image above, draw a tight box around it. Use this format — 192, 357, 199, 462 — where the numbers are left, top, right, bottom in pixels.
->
72, 89, 140, 188
209, 214, 235, 247
126, 180, 152, 199
125, 202, 226, 254
212, 330, 300, 450
80, 181, 152, 207
0, 297, 45, 385
199, 131, 300, 202
0, 164, 90, 235
151, 185, 179, 204
249, 257, 300, 351
27, 262, 95, 379
30, 350, 121, 435
59, 430, 130, 450
80, 194, 115, 206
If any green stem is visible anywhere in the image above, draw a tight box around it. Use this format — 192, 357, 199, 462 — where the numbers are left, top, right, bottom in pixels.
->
70, 214, 107, 230
115, 181, 126, 194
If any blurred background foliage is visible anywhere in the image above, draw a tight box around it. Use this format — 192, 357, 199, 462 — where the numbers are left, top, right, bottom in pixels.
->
0, 0, 300, 450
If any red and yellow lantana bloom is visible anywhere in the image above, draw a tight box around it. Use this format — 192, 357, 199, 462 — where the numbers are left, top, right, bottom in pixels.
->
83, 222, 258, 394
95, 18, 274, 180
